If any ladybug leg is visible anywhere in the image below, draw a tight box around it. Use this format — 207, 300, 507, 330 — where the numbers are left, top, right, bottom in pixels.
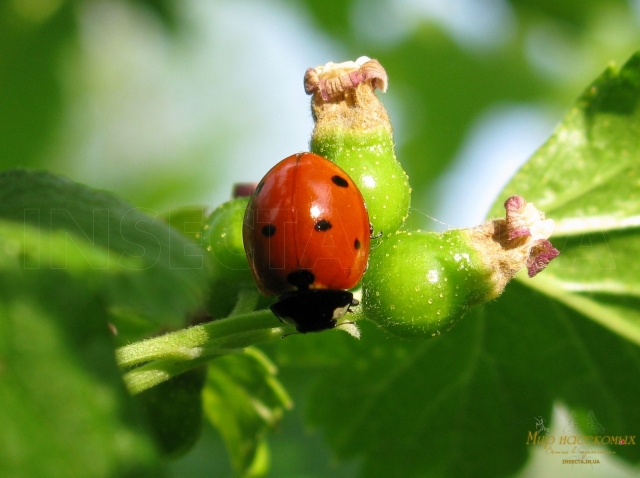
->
281, 331, 301, 339
346, 297, 359, 313
335, 319, 361, 339
369, 223, 383, 240
351, 298, 360, 306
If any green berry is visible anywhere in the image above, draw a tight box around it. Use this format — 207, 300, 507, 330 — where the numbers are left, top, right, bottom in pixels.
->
201, 197, 267, 318
306, 57, 411, 234
312, 130, 411, 235
202, 198, 250, 274
362, 230, 492, 339
362, 196, 560, 339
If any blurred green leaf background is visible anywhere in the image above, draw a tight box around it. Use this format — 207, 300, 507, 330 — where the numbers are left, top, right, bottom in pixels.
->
3, 0, 640, 476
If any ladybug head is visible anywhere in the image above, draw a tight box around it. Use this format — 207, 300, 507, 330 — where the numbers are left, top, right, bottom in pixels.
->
270, 289, 357, 333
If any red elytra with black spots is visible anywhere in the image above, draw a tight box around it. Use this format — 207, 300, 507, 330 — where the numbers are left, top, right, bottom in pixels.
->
243, 152, 371, 333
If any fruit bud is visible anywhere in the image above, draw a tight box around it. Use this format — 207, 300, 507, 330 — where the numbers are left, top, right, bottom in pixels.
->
201, 197, 268, 318
305, 56, 411, 235
362, 196, 559, 339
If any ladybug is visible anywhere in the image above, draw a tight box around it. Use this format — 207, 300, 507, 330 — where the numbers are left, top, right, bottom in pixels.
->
243, 152, 371, 333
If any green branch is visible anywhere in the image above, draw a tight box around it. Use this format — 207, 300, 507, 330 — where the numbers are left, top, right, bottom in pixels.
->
116, 308, 291, 394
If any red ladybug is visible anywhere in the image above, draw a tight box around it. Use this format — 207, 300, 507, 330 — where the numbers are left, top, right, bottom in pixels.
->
243, 152, 371, 333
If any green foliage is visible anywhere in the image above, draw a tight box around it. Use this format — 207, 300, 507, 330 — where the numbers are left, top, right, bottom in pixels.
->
137, 365, 207, 459
0, 0, 173, 170
0, 170, 210, 328
303, 283, 640, 478
0, 266, 161, 477
0, 2, 74, 169
0, 171, 207, 477
491, 52, 640, 346
202, 348, 292, 477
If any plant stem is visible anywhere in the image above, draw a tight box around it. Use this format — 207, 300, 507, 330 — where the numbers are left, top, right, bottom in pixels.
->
115, 308, 292, 393
122, 326, 287, 394
230, 288, 261, 316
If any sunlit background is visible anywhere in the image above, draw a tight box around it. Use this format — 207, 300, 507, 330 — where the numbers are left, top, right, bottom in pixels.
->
3, 0, 640, 476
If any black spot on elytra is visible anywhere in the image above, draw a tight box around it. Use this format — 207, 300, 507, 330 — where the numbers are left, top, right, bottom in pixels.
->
262, 224, 276, 237
354, 238, 361, 250
287, 270, 315, 290
331, 175, 349, 188
314, 219, 332, 231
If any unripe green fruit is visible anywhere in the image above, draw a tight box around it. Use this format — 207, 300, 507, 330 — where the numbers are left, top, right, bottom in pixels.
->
311, 130, 411, 235
362, 196, 560, 339
362, 230, 493, 339
306, 58, 411, 235
201, 198, 267, 318
202, 198, 249, 273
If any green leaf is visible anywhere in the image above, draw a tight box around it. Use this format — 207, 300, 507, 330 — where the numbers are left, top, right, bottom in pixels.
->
303, 282, 640, 478
202, 348, 292, 477
489, 51, 640, 345
0, 178, 213, 475
136, 365, 207, 459
0, 170, 211, 327
0, 269, 161, 478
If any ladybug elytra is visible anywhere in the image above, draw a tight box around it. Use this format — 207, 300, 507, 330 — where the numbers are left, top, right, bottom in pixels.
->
243, 152, 371, 333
